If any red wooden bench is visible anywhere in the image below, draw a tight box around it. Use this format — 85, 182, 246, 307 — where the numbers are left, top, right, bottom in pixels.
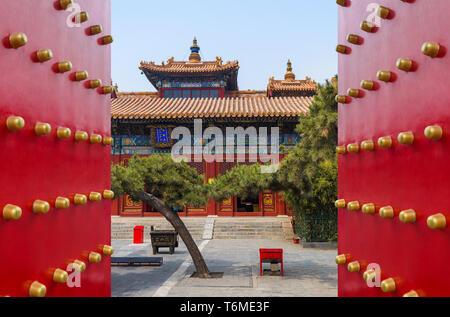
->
259, 248, 283, 276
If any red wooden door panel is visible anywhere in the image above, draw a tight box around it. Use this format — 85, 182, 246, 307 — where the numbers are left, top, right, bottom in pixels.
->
337, 0, 450, 297
0, 0, 112, 297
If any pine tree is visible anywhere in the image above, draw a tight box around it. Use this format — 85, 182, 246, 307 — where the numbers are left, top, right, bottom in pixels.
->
112, 155, 212, 278
277, 78, 338, 240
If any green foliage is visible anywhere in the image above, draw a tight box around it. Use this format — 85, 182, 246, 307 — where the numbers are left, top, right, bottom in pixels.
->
278, 78, 338, 241
111, 155, 208, 210
208, 163, 279, 202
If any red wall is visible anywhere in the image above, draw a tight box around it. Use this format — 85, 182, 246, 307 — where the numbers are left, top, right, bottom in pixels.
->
0, 0, 111, 297
338, 0, 450, 296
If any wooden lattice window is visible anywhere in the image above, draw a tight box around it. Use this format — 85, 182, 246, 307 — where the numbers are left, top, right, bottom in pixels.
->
221, 162, 234, 175
188, 162, 204, 175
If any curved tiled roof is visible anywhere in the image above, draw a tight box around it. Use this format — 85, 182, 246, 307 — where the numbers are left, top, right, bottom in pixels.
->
140, 60, 240, 75
111, 95, 313, 120
268, 77, 318, 92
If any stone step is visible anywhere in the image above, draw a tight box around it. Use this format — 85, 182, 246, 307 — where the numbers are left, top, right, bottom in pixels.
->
111, 217, 294, 241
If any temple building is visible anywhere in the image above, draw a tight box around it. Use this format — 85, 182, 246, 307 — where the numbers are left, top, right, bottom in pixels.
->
111, 38, 317, 217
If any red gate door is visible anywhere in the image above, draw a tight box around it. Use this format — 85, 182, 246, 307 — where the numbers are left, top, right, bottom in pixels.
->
337, 0, 450, 297
0, 0, 112, 297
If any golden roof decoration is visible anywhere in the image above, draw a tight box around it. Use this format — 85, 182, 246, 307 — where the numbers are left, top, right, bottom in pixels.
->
268, 60, 318, 93
139, 38, 239, 75
285, 59, 295, 81
139, 59, 239, 74
189, 37, 201, 62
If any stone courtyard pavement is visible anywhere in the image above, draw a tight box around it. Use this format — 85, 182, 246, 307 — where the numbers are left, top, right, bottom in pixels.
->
111, 239, 337, 297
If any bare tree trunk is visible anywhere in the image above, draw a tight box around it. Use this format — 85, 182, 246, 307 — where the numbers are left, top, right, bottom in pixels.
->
138, 191, 211, 278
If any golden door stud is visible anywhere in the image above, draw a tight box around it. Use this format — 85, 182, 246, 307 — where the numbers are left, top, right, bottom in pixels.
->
102, 245, 114, 256
399, 209, 416, 224
90, 134, 103, 144
347, 88, 360, 98
335, 199, 346, 209
60, 0, 73, 10
102, 86, 114, 94
75, 71, 88, 81
335, 95, 347, 104
379, 206, 394, 219
347, 261, 360, 273
346, 34, 360, 45
427, 213, 446, 230
73, 260, 86, 272
9, 33, 27, 49
335, 254, 347, 265
360, 80, 374, 91
362, 203, 376, 215
2, 204, 22, 220
89, 192, 102, 202
90, 25, 103, 35
89, 252, 102, 263
53, 269, 68, 283
58, 61, 73, 73
360, 21, 375, 33
33, 200, 50, 214
347, 143, 359, 153
101, 35, 114, 45
57, 127, 72, 139
363, 269, 376, 282
396, 58, 413, 72
89, 79, 102, 89
55, 197, 70, 209
361, 140, 374, 151
381, 278, 396, 293
103, 137, 114, 146
103, 190, 115, 200
347, 201, 360, 211
75, 12, 89, 23
403, 290, 419, 297
336, 146, 346, 155
336, 45, 348, 54
35, 123, 52, 136
424, 125, 443, 140
74, 131, 89, 142
74, 194, 87, 205
377, 6, 391, 19
336, 0, 347, 6
29, 281, 46, 297
37, 49, 53, 63
6, 116, 25, 131
378, 137, 392, 148
377, 71, 392, 82
398, 132, 414, 145
422, 42, 440, 58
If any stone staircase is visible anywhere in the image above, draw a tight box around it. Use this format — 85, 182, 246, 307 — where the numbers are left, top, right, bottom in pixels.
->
213, 217, 294, 240
111, 217, 206, 240
111, 216, 294, 240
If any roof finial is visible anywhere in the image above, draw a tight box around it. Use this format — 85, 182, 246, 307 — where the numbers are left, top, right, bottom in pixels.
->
284, 59, 295, 81
189, 36, 201, 62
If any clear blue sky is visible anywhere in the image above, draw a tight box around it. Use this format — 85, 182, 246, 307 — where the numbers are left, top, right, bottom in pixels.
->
111, 0, 338, 92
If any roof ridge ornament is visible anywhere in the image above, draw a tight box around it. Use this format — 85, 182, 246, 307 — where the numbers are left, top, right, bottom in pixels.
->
189, 36, 201, 63
284, 59, 296, 81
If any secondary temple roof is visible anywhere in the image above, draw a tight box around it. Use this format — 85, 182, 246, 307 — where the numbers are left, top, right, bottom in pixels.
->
267, 60, 318, 97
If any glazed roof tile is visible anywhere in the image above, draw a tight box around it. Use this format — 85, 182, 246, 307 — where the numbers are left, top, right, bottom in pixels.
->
111, 94, 313, 120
